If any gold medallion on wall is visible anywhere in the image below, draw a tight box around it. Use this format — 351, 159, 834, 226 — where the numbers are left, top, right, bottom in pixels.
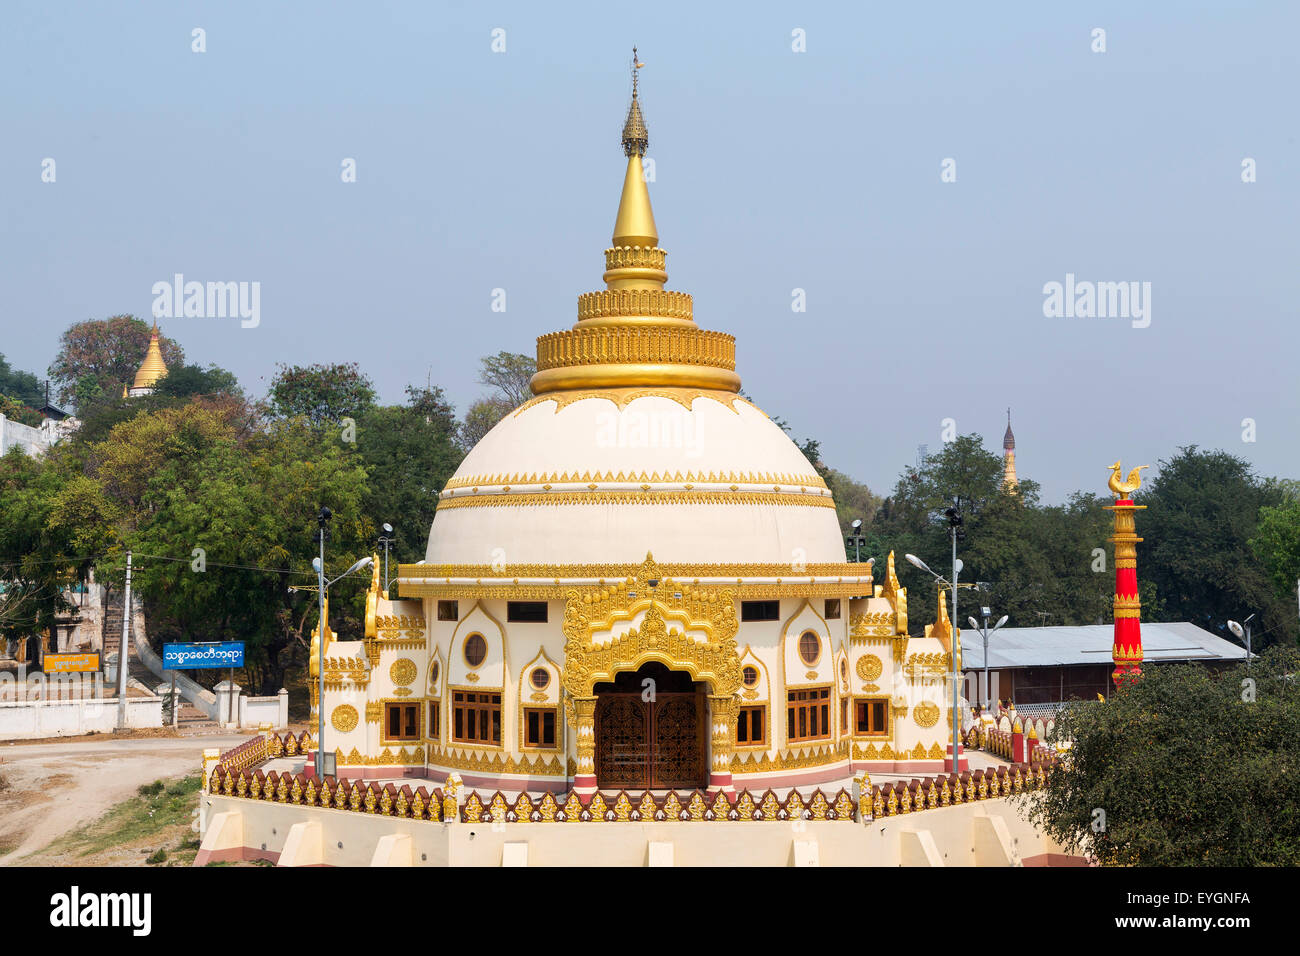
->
389, 658, 417, 687
331, 704, 359, 733
856, 655, 883, 682
912, 701, 940, 728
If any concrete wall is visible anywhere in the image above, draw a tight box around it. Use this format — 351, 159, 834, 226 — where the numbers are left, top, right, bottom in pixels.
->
239, 690, 289, 730
198, 791, 1075, 867
0, 696, 163, 739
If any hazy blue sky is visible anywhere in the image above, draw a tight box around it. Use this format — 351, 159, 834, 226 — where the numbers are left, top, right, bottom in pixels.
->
3, 1, 1296, 503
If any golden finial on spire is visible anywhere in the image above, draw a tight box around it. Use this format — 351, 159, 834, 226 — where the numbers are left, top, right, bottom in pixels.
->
621, 46, 649, 157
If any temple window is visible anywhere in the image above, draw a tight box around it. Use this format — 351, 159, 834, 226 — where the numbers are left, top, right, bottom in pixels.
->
787, 686, 831, 743
798, 630, 821, 666
735, 705, 766, 746
507, 601, 548, 623
741, 600, 779, 621
824, 599, 841, 619
452, 691, 501, 745
522, 706, 558, 749
437, 600, 459, 621
854, 697, 890, 736
384, 702, 420, 741
530, 667, 550, 690
428, 700, 441, 739
741, 665, 759, 688
463, 633, 487, 668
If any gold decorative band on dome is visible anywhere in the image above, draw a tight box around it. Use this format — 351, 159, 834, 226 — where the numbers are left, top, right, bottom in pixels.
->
435, 488, 836, 510
536, 326, 732, 371
576, 289, 693, 323
512, 386, 753, 415
443, 468, 829, 492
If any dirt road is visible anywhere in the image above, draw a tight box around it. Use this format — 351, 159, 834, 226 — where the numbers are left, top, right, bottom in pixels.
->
0, 733, 245, 865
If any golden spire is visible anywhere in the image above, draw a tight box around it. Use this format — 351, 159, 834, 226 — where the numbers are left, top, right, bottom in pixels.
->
1001, 408, 1019, 493
131, 322, 169, 393
528, 50, 741, 397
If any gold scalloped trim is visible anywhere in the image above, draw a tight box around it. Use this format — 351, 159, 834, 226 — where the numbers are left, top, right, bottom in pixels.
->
511, 386, 759, 417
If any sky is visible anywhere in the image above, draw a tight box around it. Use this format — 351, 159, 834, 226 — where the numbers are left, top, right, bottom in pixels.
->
2, 1, 1297, 503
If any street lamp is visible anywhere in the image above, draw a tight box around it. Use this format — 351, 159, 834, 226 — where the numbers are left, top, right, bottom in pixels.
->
845, 518, 866, 563
967, 606, 1009, 712
378, 522, 395, 596
1227, 613, 1255, 673
904, 502, 966, 771
313, 506, 373, 781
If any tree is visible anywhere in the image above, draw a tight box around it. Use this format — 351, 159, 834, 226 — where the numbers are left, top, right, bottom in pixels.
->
266, 362, 376, 428
1138, 447, 1294, 649
460, 397, 511, 451
1252, 498, 1300, 613
154, 363, 244, 401
0, 353, 45, 408
48, 316, 184, 406
1023, 648, 1300, 865
357, 386, 465, 563
477, 351, 535, 408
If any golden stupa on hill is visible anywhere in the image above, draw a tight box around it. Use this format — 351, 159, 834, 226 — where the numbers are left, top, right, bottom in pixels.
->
124, 323, 168, 398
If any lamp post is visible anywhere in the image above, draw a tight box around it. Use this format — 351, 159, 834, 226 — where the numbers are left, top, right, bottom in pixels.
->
845, 518, 866, 563
312, 505, 373, 781
906, 502, 966, 771
378, 523, 394, 596
967, 606, 1009, 712
1227, 613, 1255, 674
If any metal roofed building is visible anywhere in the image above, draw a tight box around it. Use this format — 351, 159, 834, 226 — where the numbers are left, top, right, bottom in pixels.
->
963, 622, 1249, 708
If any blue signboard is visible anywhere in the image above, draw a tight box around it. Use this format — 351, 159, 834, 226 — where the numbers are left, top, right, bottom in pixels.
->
163, 641, 245, 669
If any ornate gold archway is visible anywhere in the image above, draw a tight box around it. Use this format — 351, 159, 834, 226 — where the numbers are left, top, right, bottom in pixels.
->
561, 553, 742, 793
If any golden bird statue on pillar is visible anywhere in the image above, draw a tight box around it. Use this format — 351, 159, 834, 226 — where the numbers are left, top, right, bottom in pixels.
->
1107, 461, 1148, 498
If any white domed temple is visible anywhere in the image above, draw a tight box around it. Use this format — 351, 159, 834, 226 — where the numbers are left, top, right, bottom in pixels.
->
312, 64, 961, 798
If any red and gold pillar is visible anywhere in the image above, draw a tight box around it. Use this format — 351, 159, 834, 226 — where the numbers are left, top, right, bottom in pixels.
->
1106, 496, 1145, 686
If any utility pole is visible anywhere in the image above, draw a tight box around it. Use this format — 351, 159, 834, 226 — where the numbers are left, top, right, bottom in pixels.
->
116, 550, 132, 729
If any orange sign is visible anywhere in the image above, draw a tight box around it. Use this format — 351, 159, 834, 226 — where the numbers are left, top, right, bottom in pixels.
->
44, 653, 100, 673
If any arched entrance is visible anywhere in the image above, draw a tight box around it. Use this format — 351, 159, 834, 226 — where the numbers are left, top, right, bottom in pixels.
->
593, 662, 706, 791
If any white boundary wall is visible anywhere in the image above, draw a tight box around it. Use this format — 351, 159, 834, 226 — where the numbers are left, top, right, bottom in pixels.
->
0, 696, 162, 739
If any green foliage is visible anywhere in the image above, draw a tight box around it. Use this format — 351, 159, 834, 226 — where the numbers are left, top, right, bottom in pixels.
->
1138, 447, 1295, 648
0, 353, 45, 408
154, 363, 243, 401
460, 397, 510, 452
1254, 499, 1300, 598
267, 362, 376, 427
1022, 647, 1300, 865
357, 386, 464, 563
0, 395, 42, 427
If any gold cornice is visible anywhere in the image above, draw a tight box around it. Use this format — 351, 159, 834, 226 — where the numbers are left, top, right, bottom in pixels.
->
402, 559, 871, 580
536, 326, 733, 372
435, 488, 835, 510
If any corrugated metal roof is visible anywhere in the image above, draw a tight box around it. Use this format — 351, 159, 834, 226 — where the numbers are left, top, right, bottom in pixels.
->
961, 622, 1249, 669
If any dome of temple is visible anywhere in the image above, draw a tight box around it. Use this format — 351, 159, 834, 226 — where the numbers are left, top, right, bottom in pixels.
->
426, 389, 842, 565
426, 62, 842, 568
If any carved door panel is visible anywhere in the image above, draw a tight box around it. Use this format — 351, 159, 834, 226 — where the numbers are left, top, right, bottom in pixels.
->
595, 694, 650, 789
650, 692, 705, 790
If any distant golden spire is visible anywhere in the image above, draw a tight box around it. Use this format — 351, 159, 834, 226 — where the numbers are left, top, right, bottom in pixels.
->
528, 50, 741, 398
131, 322, 169, 393
1002, 408, 1019, 493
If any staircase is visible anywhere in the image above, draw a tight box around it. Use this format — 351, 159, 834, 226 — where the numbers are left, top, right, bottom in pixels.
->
101, 589, 156, 690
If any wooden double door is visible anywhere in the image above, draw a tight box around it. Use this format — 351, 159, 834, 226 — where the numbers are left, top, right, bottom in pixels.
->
593, 663, 706, 791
